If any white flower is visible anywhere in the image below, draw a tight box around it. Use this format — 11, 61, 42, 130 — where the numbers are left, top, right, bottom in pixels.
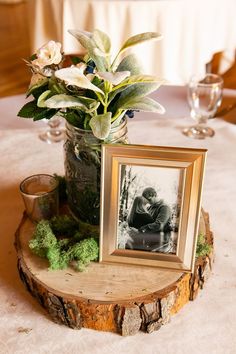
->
32, 41, 62, 69
55, 67, 104, 94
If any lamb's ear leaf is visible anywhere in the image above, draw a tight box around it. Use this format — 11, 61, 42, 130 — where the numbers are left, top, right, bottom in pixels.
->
68, 29, 93, 43
93, 29, 111, 53
118, 81, 162, 100
118, 96, 165, 114
44, 94, 89, 109
111, 32, 162, 70
116, 54, 143, 75
113, 75, 164, 91
119, 32, 162, 54
96, 71, 130, 86
89, 112, 111, 139
68, 29, 107, 71
37, 90, 52, 108
108, 75, 164, 103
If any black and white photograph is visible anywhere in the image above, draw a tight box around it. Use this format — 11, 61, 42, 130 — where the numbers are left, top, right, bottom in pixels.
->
118, 164, 183, 254
100, 144, 206, 272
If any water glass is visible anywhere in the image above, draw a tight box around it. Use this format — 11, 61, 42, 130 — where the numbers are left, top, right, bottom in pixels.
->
183, 73, 223, 139
20, 174, 59, 222
39, 116, 65, 144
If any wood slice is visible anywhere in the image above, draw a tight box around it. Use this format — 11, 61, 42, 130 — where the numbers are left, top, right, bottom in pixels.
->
15, 210, 214, 336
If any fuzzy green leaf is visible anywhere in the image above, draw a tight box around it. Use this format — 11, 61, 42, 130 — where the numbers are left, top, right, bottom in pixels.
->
92, 29, 111, 53
109, 77, 164, 109
116, 54, 143, 75
96, 71, 130, 86
119, 96, 165, 114
113, 75, 164, 92
89, 112, 111, 139
37, 90, 52, 108
68, 29, 107, 71
44, 94, 90, 109
120, 32, 162, 53
44, 94, 100, 114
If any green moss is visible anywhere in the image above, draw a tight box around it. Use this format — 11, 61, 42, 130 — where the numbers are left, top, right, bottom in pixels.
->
196, 233, 212, 258
50, 214, 79, 237
29, 216, 99, 271
29, 220, 57, 257
67, 238, 99, 271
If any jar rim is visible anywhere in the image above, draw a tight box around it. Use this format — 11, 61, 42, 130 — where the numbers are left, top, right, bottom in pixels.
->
65, 116, 127, 134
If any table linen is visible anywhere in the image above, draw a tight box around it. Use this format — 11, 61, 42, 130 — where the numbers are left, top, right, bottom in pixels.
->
0, 85, 236, 353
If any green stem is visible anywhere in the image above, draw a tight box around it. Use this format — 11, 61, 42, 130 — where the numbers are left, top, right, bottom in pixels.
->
111, 50, 122, 71
95, 92, 105, 106
111, 109, 124, 122
103, 81, 112, 114
104, 93, 108, 113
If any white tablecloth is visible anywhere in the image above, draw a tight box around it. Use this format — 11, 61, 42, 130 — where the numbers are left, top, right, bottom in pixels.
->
27, 0, 236, 84
0, 85, 236, 353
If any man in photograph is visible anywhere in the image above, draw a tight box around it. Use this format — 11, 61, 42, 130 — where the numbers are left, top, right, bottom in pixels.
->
134, 187, 173, 252
126, 186, 174, 252
139, 187, 173, 237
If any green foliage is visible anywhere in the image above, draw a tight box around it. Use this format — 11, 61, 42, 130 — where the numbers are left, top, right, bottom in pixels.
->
70, 56, 84, 65
50, 214, 78, 237
196, 233, 212, 258
116, 54, 142, 75
67, 238, 99, 271
29, 220, 57, 258
18, 29, 165, 139
17, 100, 57, 121
29, 216, 99, 271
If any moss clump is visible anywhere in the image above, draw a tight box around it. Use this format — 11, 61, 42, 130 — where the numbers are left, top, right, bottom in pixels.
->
29, 216, 99, 271
50, 214, 79, 237
196, 233, 212, 258
67, 238, 99, 271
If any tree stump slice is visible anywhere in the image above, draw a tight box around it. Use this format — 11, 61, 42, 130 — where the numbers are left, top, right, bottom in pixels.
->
15, 210, 213, 336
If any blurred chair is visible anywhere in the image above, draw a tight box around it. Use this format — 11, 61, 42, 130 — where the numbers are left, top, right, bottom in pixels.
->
206, 50, 236, 124
206, 50, 236, 89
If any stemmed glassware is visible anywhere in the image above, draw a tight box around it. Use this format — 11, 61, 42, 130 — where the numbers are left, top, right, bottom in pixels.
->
39, 115, 65, 143
183, 73, 223, 139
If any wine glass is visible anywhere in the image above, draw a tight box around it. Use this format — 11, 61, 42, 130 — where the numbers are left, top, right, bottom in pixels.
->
39, 115, 65, 143
183, 73, 223, 139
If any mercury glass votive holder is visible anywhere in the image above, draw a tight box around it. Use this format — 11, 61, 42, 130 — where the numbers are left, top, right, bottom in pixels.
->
20, 174, 59, 222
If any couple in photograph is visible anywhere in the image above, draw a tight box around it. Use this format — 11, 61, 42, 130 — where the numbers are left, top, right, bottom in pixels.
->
127, 187, 173, 252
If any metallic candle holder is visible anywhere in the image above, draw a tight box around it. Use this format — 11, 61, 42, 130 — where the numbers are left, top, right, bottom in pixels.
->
20, 174, 59, 223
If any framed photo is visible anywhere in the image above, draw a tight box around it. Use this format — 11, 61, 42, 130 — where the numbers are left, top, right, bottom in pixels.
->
100, 144, 207, 272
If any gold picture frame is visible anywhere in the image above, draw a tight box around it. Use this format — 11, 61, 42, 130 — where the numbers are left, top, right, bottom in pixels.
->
100, 144, 207, 272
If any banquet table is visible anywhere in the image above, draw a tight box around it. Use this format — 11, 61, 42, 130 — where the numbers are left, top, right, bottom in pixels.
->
0, 85, 236, 353
27, 0, 236, 84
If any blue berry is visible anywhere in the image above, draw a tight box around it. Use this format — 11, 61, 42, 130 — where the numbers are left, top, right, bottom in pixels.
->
126, 110, 135, 118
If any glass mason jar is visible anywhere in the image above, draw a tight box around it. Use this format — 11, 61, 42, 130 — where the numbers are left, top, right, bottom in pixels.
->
64, 117, 128, 225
